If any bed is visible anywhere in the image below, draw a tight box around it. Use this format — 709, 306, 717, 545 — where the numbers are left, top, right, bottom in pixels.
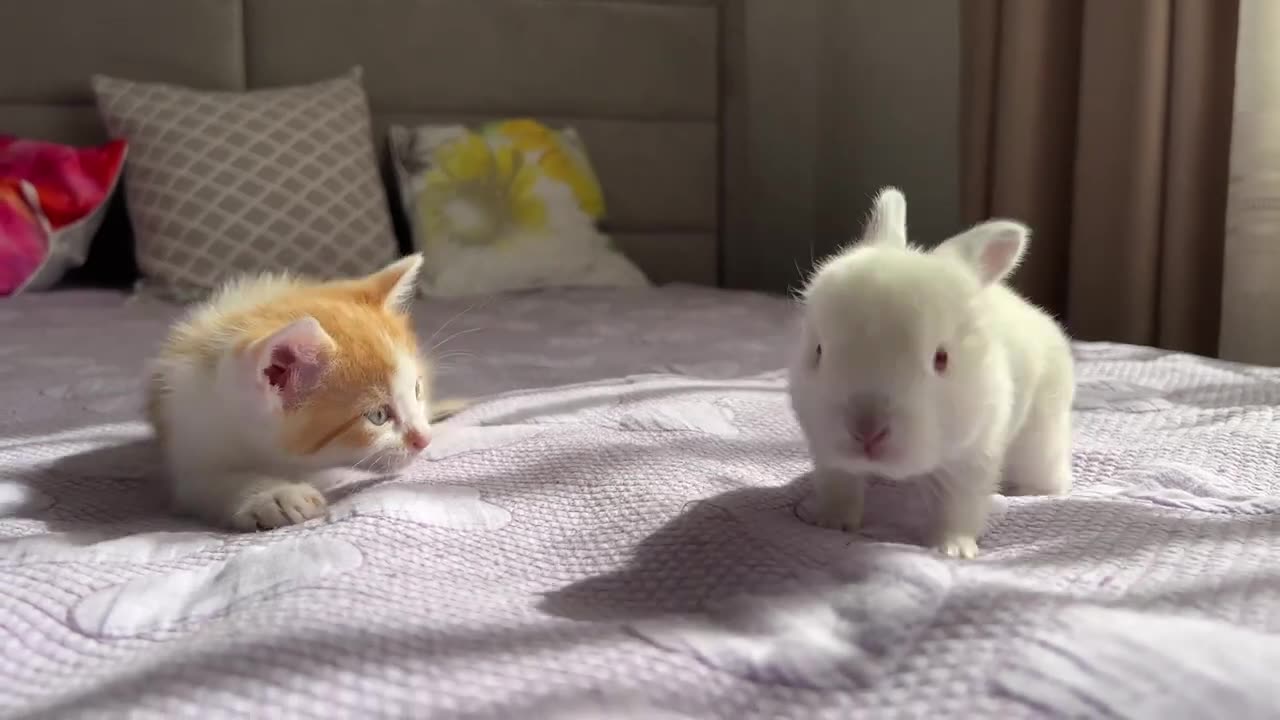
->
3, 2, 1280, 719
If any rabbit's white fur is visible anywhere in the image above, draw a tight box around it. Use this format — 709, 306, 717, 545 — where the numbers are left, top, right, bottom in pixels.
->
787, 187, 1074, 559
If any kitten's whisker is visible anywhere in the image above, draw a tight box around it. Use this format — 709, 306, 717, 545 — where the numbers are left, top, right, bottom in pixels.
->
350, 448, 384, 472
426, 305, 476, 346
430, 326, 483, 353
426, 297, 493, 347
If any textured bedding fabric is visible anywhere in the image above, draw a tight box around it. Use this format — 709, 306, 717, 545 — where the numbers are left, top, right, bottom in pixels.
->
1, 286, 1280, 719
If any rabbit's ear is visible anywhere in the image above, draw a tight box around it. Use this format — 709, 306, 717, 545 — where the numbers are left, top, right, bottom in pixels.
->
933, 220, 1029, 287
859, 186, 908, 248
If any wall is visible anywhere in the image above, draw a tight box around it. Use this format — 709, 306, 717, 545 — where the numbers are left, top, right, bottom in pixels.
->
722, 0, 962, 294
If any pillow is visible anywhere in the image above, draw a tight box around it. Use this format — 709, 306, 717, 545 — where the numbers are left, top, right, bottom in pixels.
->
0, 136, 126, 296
388, 118, 649, 297
92, 67, 399, 301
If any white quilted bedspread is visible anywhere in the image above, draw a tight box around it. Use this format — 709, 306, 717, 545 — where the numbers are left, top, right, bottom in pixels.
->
1, 286, 1279, 719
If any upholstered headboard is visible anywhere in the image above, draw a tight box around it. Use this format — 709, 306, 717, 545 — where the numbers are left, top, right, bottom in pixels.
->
0, 0, 730, 287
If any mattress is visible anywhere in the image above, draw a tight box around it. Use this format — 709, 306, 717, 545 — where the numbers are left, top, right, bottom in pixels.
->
1, 286, 1279, 719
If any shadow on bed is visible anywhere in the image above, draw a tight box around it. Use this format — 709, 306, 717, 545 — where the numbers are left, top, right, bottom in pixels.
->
535, 473, 936, 625
5, 437, 404, 530
536, 467, 1280, 626
6, 437, 178, 531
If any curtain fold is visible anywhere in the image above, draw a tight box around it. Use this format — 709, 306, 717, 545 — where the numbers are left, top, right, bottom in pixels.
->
961, 0, 1239, 357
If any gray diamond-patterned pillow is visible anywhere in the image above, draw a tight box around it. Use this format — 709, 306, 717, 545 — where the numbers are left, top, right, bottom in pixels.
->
92, 67, 399, 301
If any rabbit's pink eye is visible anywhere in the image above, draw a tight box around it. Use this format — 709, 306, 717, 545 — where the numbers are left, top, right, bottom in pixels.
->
933, 347, 949, 373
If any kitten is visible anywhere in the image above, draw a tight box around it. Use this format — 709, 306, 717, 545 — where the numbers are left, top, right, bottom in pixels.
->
146, 253, 448, 531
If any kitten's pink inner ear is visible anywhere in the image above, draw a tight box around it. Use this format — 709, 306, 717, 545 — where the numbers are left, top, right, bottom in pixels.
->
255, 316, 333, 411
264, 346, 296, 390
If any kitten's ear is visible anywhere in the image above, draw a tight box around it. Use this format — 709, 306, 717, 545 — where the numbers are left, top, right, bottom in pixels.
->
361, 253, 424, 312
251, 316, 335, 412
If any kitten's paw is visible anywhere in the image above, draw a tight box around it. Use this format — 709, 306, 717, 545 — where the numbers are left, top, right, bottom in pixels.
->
231, 483, 328, 532
934, 535, 979, 559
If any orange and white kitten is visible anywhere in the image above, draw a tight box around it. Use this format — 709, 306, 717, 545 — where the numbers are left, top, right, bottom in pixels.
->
146, 254, 437, 531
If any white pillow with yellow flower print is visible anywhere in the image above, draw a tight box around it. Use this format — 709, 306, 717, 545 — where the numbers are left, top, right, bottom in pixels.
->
389, 119, 650, 297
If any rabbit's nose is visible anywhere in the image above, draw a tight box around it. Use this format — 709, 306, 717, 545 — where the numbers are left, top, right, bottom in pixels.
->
848, 414, 891, 458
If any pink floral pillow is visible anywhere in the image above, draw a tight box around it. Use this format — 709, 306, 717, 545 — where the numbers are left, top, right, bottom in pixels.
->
0, 136, 127, 296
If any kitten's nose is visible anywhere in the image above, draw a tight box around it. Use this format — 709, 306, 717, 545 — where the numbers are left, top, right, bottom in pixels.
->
405, 428, 431, 452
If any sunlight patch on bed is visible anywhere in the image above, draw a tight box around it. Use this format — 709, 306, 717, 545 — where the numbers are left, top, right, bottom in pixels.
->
424, 424, 546, 460
1091, 463, 1280, 514
0, 421, 149, 451
0, 530, 221, 564
0, 482, 54, 516
71, 537, 363, 637
994, 605, 1280, 719
330, 484, 511, 530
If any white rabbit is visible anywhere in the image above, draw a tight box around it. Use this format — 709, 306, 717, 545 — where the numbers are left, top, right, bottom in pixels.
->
787, 187, 1074, 559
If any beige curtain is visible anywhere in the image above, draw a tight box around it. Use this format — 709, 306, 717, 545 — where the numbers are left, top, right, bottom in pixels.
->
960, 0, 1239, 357
1221, 0, 1280, 365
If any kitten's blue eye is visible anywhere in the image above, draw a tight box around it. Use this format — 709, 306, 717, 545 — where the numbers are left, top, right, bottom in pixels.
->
364, 406, 392, 426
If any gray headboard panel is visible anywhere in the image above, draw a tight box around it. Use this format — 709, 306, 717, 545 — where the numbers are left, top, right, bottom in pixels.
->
0, 0, 727, 287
